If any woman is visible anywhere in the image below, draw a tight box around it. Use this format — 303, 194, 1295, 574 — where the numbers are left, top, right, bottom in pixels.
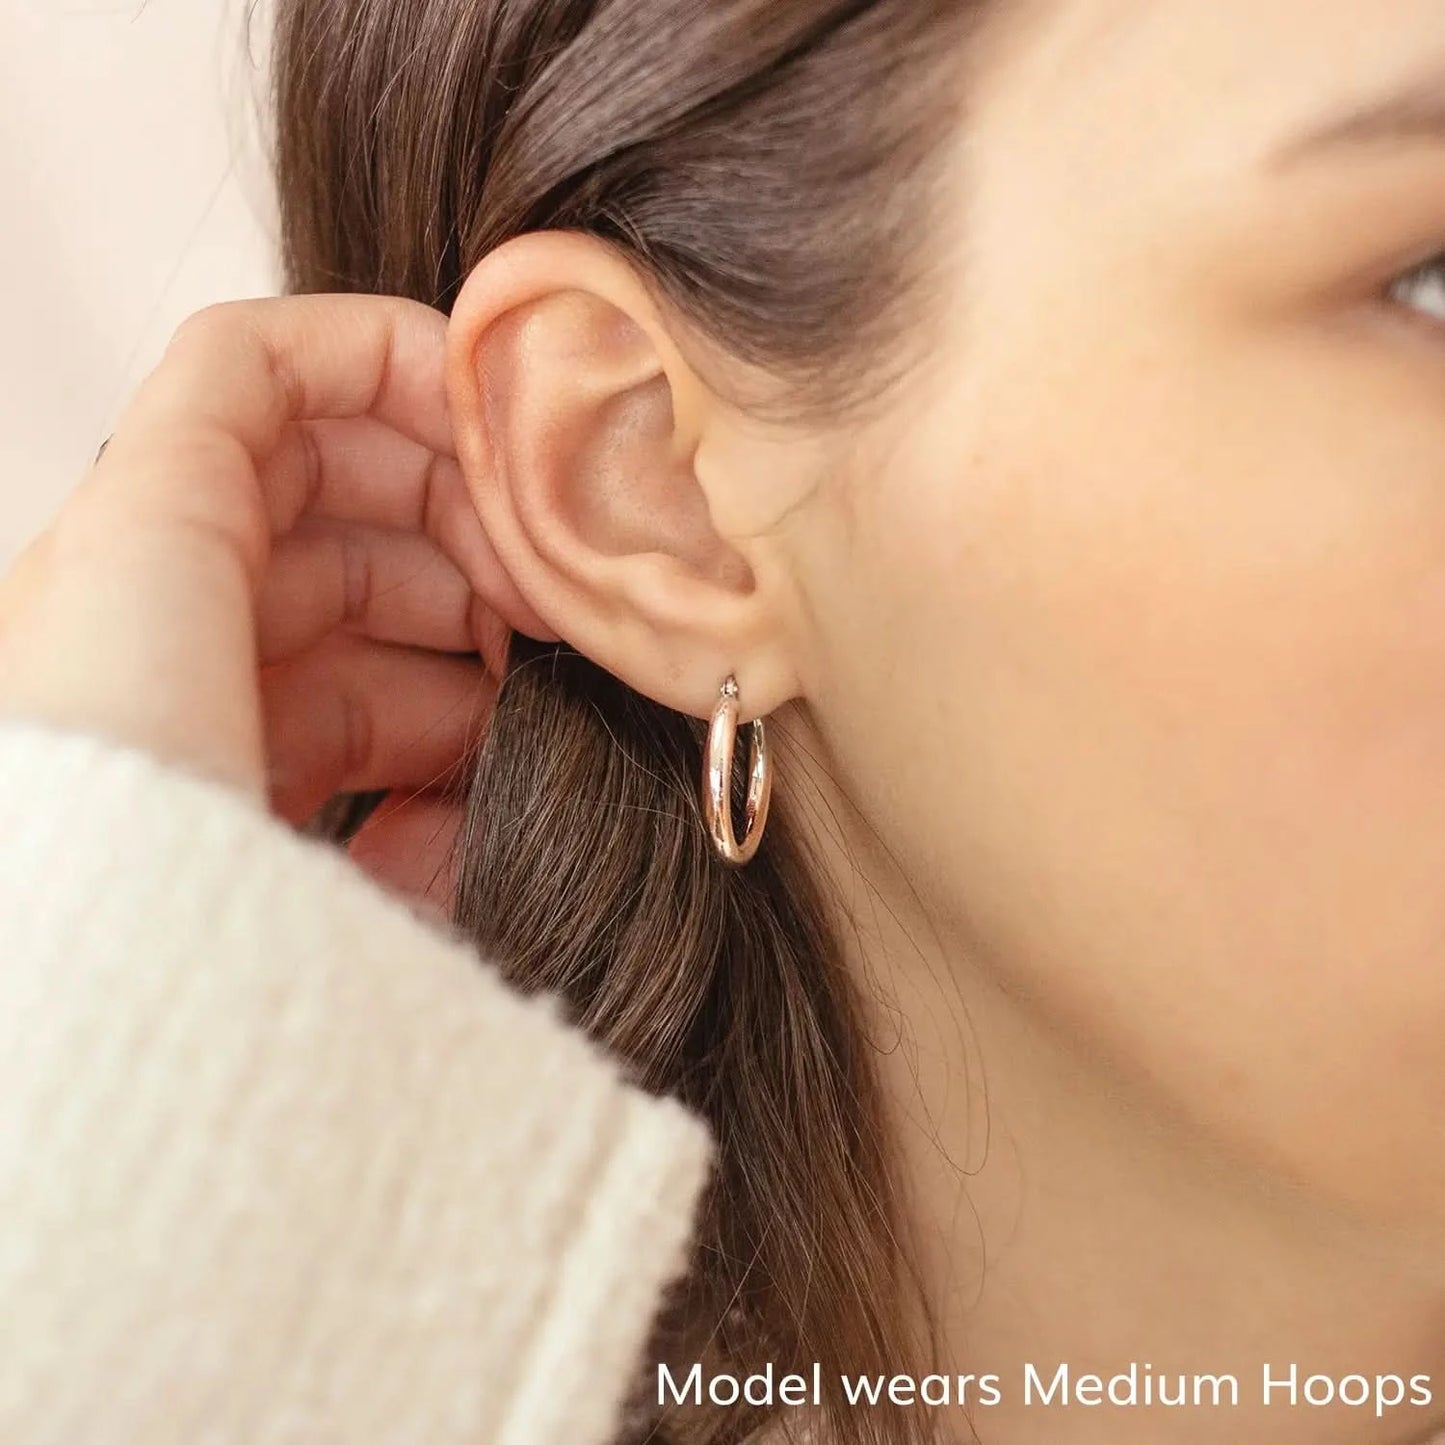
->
3, 0, 1445, 1441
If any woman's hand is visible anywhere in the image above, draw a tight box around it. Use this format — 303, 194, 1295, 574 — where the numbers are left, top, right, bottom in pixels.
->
0, 294, 552, 905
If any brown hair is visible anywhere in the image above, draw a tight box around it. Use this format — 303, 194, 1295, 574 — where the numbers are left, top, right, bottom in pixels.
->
273, 2, 986, 1440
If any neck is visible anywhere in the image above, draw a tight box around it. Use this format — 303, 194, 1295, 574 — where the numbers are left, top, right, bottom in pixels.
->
786, 737, 1445, 1445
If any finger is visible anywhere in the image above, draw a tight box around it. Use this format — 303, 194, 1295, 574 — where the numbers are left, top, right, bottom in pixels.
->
256, 520, 476, 664
263, 636, 495, 824
17, 295, 467, 804
260, 416, 558, 643
90, 295, 455, 587
345, 791, 463, 918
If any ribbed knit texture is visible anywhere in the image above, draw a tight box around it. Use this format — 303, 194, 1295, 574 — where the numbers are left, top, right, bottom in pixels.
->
0, 721, 712, 1445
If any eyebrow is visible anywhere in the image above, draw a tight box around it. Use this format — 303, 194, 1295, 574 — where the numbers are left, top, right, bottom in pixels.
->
1269, 66, 1445, 170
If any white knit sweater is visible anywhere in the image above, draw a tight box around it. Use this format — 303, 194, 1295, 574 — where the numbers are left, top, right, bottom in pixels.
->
0, 720, 712, 1445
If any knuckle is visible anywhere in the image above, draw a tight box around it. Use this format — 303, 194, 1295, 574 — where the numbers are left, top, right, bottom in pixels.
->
167, 299, 265, 355
168, 302, 232, 350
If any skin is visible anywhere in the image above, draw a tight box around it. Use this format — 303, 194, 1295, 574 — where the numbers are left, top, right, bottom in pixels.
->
5, 0, 1445, 1441
443, 0, 1445, 1439
0, 295, 553, 907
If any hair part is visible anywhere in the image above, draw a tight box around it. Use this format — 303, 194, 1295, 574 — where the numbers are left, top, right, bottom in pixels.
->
273, 2, 989, 1440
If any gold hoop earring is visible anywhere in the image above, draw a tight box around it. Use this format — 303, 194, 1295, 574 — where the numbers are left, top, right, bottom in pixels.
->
702, 675, 772, 867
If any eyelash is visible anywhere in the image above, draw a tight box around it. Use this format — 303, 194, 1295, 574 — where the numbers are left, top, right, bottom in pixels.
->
1388, 253, 1445, 325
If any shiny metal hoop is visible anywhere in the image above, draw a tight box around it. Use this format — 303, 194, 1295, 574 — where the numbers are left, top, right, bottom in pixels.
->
701, 675, 772, 867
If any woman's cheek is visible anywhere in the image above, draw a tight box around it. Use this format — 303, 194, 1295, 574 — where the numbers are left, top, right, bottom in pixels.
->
837, 328, 1445, 1226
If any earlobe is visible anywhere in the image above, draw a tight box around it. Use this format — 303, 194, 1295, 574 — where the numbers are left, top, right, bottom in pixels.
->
443, 230, 802, 722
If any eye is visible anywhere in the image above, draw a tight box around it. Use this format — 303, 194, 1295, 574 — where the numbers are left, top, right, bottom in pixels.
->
1389, 253, 1445, 324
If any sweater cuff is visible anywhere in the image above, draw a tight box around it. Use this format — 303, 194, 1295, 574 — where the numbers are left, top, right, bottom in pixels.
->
0, 721, 712, 1445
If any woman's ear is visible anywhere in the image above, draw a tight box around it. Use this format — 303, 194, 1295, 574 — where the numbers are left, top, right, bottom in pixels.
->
444, 230, 808, 722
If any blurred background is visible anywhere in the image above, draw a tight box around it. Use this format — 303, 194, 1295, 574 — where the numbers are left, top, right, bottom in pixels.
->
0, 0, 279, 567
